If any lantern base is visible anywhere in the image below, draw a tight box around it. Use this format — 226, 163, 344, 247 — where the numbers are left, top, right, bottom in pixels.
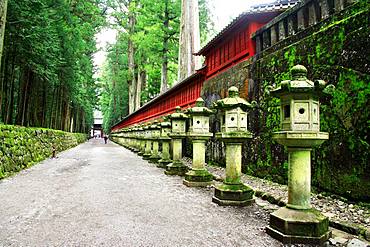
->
183, 169, 214, 187
266, 207, 331, 245
142, 153, 152, 160
164, 161, 188, 176
212, 182, 254, 206
148, 154, 161, 163
157, 159, 172, 168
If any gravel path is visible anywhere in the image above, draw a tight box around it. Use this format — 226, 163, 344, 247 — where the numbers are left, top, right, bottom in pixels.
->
0, 139, 282, 247
202, 163, 370, 232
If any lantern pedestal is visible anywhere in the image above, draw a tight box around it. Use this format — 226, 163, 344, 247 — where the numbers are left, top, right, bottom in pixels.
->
213, 182, 254, 206
165, 160, 188, 176
266, 207, 331, 245
267, 134, 330, 245
165, 137, 188, 176
142, 140, 152, 160
148, 139, 161, 163
183, 135, 213, 187
138, 139, 145, 156
212, 133, 254, 206
158, 139, 172, 168
183, 169, 213, 187
132, 137, 140, 153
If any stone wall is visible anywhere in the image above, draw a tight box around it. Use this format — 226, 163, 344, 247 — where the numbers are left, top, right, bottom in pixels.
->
199, 1, 369, 201
0, 125, 87, 179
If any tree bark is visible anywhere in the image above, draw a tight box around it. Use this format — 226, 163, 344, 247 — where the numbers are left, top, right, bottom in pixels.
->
136, 69, 145, 108
0, 0, 8, 71
177, 0, 201, 83
21, 69, 31, 126
128, 1, 137, 114
160, 0, 169, 93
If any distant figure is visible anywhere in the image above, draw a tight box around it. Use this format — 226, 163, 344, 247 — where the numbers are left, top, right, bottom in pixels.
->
104, 136, 108, 144
52, 145, 56, 158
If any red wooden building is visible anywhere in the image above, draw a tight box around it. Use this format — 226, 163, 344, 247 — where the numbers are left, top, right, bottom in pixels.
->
111, 1, 298, 131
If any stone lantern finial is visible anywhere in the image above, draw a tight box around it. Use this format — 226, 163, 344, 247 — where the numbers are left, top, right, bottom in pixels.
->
291, 64, 308, 80
228, 86, 239, 98
195, 97, 204, 107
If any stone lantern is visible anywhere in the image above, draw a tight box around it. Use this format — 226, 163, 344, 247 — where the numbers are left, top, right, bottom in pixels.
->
131, 126, 140, 152
148, 121, 161, 163
137, 125, 145, 156
212, 86, 254, 206
158, 120, 172, 168
266, 65, 332, 245
123, 128, 129, 148
183, 98, 214, 187
128, 127, 134, 150
165, 106, 188, 176
142, 125, 152, 160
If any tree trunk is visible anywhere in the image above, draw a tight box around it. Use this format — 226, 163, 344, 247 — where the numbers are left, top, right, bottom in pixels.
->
21, 69, 31, 126
160, 0, 169, 93
136, 69, 146, 109
177, 0, 201, 83
128, 1, 137, 114
0, 0, 8, 71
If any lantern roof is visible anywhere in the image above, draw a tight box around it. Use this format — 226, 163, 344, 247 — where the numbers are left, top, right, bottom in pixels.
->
169, 106, 188, 119
186, 98, 214, 116
160, 121, 171, 128
149, 121, 160, 129
270, 65, 328, 96
213, 86, 252, 110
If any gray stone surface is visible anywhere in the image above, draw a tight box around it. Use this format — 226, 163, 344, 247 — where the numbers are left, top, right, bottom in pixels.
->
346, 238, 369, 247
0, 139, 282, 246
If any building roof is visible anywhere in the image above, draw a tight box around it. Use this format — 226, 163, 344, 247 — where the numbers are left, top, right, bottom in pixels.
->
195, 0, 300, 56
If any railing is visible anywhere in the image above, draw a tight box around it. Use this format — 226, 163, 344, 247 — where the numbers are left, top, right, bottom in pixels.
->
111, 72, 204, 131
252, 0, 358, 53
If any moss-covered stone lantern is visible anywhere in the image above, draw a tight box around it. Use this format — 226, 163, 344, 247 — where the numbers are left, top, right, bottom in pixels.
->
165, 106, 189, 176
137, 125, 145, 156
183, 98, 214, 187
212, 86, 254, 206
142, 125, 152, 160
131, 126, 140, 152
123, 128, 130, 149
158, 120, 172, 168
266, 65, 332, 245
148, 121, 161, 163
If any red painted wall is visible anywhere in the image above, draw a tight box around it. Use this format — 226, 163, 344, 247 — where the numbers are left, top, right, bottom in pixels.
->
111, 73, 204, 131
204, 20, 268, 79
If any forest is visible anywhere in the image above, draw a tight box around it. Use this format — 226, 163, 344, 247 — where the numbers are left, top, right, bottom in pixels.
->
0, 0, 106, 133
0, 0, 213, 134
99, 0, 213, 134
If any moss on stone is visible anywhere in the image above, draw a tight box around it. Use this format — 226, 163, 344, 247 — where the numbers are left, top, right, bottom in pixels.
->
0, 124, 86, 179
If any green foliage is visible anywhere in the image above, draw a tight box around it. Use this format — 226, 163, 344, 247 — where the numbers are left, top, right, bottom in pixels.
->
99, 33, 129, 134
0, 0, 104, 133
100, 0, 214, 132
244, 2, 370, 201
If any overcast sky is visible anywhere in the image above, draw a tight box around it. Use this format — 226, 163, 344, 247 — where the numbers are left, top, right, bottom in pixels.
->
93, 0, 276, 70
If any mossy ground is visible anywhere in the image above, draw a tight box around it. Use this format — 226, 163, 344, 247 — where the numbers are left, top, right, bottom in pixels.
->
0, 125, 86, 179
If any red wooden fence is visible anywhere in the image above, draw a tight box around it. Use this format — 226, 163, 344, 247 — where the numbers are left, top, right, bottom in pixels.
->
111, 72, 204, 131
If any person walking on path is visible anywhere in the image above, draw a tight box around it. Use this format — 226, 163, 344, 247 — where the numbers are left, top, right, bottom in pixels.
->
104, 135, 108, 144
